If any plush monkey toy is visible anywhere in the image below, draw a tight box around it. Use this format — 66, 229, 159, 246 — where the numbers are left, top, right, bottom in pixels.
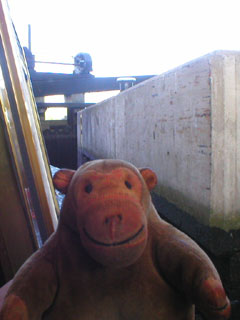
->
0, 159, 231, 319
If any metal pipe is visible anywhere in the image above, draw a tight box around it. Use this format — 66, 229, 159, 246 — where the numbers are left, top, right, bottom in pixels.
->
35, 60, 78, 66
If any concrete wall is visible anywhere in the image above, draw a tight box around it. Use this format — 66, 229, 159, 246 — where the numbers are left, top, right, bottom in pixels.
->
79, 51, 240, 231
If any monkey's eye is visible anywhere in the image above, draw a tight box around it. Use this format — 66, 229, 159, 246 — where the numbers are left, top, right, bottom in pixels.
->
85, 183, 93, 193
125, 181, 132, 189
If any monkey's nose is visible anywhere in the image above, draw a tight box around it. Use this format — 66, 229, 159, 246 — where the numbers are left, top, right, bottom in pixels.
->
104, 214, 123, 240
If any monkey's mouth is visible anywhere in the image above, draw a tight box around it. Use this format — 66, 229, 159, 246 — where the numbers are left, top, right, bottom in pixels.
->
83, 225, 144, 247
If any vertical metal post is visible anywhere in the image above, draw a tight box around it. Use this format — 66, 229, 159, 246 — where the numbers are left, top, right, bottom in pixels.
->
28, 24, 31, 52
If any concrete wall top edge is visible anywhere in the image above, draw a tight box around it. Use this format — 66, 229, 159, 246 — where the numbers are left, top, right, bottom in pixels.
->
80, 50, 240, 114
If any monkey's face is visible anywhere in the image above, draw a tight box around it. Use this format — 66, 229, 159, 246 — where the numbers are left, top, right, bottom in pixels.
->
53, 160, 157, 268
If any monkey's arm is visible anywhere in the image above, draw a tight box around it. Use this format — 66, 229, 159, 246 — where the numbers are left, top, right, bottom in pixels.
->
0, 249, 58, 320
151, 211, 231, 320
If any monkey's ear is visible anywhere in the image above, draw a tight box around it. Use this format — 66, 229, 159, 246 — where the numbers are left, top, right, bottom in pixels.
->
53, 169, 75, 194
139, 168, 157, 191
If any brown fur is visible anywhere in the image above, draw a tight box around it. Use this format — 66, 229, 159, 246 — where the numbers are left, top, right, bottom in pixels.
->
0, 159, 231, 319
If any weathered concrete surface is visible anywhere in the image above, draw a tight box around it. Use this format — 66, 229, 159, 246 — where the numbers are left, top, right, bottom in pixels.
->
79, 50, 240, 232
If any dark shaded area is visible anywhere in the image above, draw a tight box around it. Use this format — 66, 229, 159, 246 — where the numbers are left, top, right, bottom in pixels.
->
44, 125, 77, 169
42, 107, 80, 170
0, 263, 5, 287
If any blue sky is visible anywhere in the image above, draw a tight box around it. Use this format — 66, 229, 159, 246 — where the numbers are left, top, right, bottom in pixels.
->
8, 0, 240, 78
